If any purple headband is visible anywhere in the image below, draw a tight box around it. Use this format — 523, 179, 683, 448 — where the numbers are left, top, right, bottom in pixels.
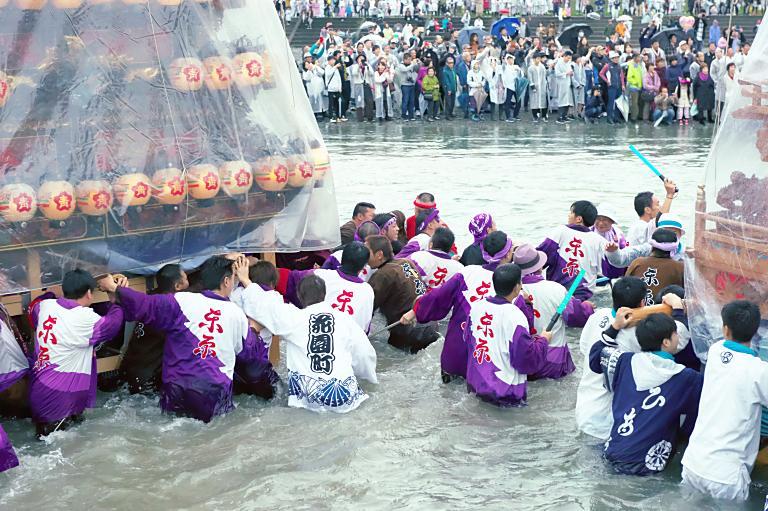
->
469, 213, 493, 245
418, 209, 440, 232
481, 237, 513, 264
380, 216, 397, 235
650, 239, 680, 257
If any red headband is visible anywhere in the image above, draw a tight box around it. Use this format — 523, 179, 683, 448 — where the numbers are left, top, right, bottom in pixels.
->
413, 199, 436, 209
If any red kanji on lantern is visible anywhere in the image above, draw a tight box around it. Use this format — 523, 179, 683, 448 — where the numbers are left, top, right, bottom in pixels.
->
183, 66, 201, 82
298, 162, 313, 178
274, 165, 288, 183
245, 59, 263, 78
169, 176, 185, 196
132, 182, 149, 199
0, 81, 8, 99
38, 315, 58, 345
331, 290, 354, 314
193, 335, 217, 359
234, 168, 251, 187
93, 190, 111, 209
199, 308, 223, 334
215, 64, 231, 82
428, 267, 448, 288
204, 172, 219, 190
562, 258, 580, 278
53, 191, 73, 211
469, 281, 491, 302
13, 193, 33, 213
564, 238, 584, 258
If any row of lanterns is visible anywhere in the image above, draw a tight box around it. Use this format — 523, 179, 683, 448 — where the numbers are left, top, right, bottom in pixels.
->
1, 0, 213, 10
169, 51, 273, 92
0, 147, 331, 223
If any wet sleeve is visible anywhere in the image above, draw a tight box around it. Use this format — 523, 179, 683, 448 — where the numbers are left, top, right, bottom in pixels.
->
349, 323, 378, 384
509, 325, 549, 375
413, 274, 464, 323
89, 304, 125, 346
562, 297, 593, 328
117, 287, 181, 332
236, 327, 271, 369
321, 254, 340, 270
240, 284, 298, 339
284, 269, 315, 307
680, 370, 703, 438
536, 237, 560, 276
395, 240, 421, 259
514, 295, 535, 332
605, 243, 651, 268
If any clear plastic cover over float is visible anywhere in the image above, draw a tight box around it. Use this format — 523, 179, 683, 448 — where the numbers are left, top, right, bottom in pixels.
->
0, 0, 339, 293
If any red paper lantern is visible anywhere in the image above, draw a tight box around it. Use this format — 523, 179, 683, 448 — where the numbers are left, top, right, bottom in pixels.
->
168, 58, 204, 92
38, 181, 76, 221
76, 180, 113, 215
231, 52, 264, 88
152, 168, 186, 205
187, 164, 220, 200
114, 173, 152, 208
219, 161, 253, 196
203, 56, 233, 90
287, 157, 314, 188
52, 0, 83, 8
0, 184, 37, 223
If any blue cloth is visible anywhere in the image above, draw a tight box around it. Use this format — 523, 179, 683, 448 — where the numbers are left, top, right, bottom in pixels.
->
589, 344, 704, 475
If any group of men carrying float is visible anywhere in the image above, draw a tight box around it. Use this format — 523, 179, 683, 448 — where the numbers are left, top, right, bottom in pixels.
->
1, 181, 766, 504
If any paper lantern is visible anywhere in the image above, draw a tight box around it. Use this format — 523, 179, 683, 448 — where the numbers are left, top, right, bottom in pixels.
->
121, 0, 148, 4
156, 0, 181, 5
0, 184, 37, 223
261, 51, 275, 88
52, 0, 83, 8
168, 58, 204, 92
38, 181, 76, 221
152, 167, 186, 205
0, 72, 11, 109
231, 52, 264, 87
287, 157, 314, 188
219, 161, 253, 196
13, 0, 46, 9
187, 164, 220, 200
254, 157, 289, 192
76, 180, 113, 215
114, 173, 151, 207
203, 56, 233, 90
310, 146, 330, 180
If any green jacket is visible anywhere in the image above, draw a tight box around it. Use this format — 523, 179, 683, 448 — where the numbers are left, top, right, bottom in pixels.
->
422, 75, 441, 100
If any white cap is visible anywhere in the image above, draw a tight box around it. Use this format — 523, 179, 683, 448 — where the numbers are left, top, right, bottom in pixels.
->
657, 213, 685, 235
609, 51, 619, 59
596, 203, 620, 224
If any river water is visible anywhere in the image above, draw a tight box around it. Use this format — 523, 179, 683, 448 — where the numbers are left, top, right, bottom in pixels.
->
3, 122, 765, 510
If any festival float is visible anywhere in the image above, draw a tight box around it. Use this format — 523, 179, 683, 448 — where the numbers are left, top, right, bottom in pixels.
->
0, 0, 340, 372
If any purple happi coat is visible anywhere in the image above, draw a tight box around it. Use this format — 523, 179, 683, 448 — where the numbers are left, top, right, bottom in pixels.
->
29, 298, 124, 424
0, 425, 18, 473
537, 224, 607, 301
413, 263, 533, 378
521, 273, 593, 379
118, 288, 274, 422
591, 224, 628, 279
464, 296, 549, 406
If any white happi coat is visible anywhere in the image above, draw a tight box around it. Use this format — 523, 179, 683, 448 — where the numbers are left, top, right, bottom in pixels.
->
314, 269, 374, 333
409, 250, 465, 291
0, 316, 28, 386
544, 224, 606, 292
682, 340, 768, 496
626, 218, 656, 247
459, 264, 496, 303
328, 249, 374, 282
241, 287, 378, 414
521, 279, 568, 347
231, 286, 282, 349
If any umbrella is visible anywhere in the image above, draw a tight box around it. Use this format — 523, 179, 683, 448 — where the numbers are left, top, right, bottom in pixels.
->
515, 76, 529, 99
356, 33, 387, 47
617, 15, 633, 22
491, 17, 520, 39
615, 94, 629, 121
359, 21, 378, 32
556, 23, 592, 51
650, 27, 686, 49
472, 88, 488, 113
458, 27, 490, 48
